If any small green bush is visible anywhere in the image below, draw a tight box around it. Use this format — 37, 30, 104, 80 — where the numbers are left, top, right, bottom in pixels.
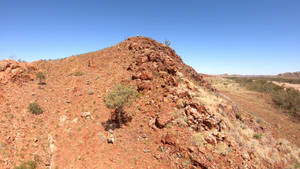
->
36, 72, 45, 84
253, 133, 262, 139
104, 84, 139, 110
104, 84, 139, 127
28, 102, 43, 115
14, 161, 37, 169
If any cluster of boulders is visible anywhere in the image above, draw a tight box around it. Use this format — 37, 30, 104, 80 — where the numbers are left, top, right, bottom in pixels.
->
125, 37, 214, 92
0, 60, 37, 85
123, 37, 233, 168
124, 37, 222, 132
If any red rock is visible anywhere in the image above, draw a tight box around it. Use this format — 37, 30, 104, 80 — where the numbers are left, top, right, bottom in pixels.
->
203, 116, 219, 129
137, 55, 148, 65
140, 71, 153, 80
161, 133, 177, 146
155, 111, 173, 128
178, 91, 191, 99
137, 81, 152, 91
167, 66, 177, 75
189, 152, 213, 169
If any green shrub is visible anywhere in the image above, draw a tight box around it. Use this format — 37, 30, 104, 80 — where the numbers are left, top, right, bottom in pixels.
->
104, 84, 139, 110
253, 133, 262, 139
28, 102, 43, 115
36, 72, 45, 84
14, 161, 37, 169
272, 88, 300, 117
104, 84, 139, 127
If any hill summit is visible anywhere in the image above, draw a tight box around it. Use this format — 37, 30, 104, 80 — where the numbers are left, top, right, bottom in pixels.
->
0, 36, 299, 168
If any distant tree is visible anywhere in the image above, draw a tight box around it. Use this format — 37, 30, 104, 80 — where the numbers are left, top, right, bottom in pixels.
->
164, 39, 171, 47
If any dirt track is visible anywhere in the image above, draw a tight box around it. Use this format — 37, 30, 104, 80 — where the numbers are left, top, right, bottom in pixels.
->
272, 81, 300, 91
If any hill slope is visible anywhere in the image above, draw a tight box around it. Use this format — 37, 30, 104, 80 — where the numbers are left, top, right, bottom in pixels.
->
0, 36, 299, 169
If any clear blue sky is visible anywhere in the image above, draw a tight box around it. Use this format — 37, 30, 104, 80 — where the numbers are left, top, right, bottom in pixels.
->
1, 0, 299, 75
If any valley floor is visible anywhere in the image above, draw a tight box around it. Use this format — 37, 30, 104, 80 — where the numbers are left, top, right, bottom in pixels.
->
207, 77, 300, 147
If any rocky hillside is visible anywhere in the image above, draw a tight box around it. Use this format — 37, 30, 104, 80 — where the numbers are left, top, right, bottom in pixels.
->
278, 71, 300, 78
0, 36, 299, 169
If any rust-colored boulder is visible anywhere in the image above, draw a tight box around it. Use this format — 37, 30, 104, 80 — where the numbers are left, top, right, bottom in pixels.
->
178, 91, 191, 99
203, 116, 219, 129
167, 66, 177, 75
189, 152, 213, 169
155, 111, 174, 128
161, 133, 177, 146
137, 55, 148, 65
140, 71, 153, 80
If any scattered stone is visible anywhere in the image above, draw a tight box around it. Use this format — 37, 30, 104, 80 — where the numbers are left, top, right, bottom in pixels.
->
176, 99, 185, 108
161, 133, 177, 146
72, 118, 78, 123
153, 153, 161, 160
81, 112, 91, 118
242, 153, 250, 160
177, 71, 183, 78
144, 149, 151, 153
88, 89, 94, 95
33, 137, 39, 143
188, 146, 196, 153
108, 129, 114, 134
148, 118, 157, 130
107, 134, 114, 144
155, 112, 173, 129
137, 81, 152, 91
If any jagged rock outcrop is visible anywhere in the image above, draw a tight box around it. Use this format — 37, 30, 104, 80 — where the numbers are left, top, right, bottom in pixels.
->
0, 60, 37, 85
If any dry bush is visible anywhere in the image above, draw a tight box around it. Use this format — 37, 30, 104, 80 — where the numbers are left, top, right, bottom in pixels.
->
14, 161, 37, 169
28, 102, 43, 115
36, 72, 45, 84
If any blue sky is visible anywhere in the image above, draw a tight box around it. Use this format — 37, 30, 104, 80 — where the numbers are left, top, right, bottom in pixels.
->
0, 0, 299, 75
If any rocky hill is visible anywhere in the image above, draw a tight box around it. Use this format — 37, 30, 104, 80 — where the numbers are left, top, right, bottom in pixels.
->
0, 36, 299, 169
278, 71, 300, 78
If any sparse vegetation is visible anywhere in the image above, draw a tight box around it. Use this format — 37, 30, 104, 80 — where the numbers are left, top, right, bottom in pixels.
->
228, 77, 300, 118
36, 72, 45, 84
28, 102, 43, 115
14, 161, 37, 169
104, 84, 139, 128
177, 78, 184, 83
253, 133, 262, 139
74, 71, 84, 76
164, 39, 171, 47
